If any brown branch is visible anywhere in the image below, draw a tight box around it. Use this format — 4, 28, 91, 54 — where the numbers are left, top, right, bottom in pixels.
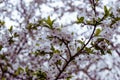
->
111, 43, 120, 57
60, 55, 67, 62
54, 3, 98, 78
73, 26, 96, 58
55, 64, 61, 72
0, 62, 23, 79
11, 32, 27, 63
54, 36, 72, 58
89, 0, 97, 16
54, 26, 96, 80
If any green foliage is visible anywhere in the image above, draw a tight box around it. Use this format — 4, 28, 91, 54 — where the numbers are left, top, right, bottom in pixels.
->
36, 43, 40, 46
0, 45, 3, 51
76, 40, 85, 45
0, 20, 5, 26
1, 77, 6, 80
8, 26, 13, 33
96, 38, 110, 45
85, 47, 94, 54
25, 66, 33, 76
77, 47, 80, 52
15, 67, 24, 76
0, 54, 7, 60
26, 23, 33, 31
13, 32, 19, 37
32, 50, 47, 56
31, 50, 54, 60
1, 1, 119, 79
66, 76, 73, 80
95, 17, 102, 25
55, 59, 62, 65
92, 38, 111, 55
25, 66, 29, 75
26, 23, 37, 31
86, 18, 96, 25
94, 28, 102, 36
43, 16, 55, 29
96, 0, 99, 3
104, 6, 110, 19
50, 45, 60, 54
110, 14, 120, 27
3, 65, 8, 72
107, 49, 112, 55
76, 16, 84, 24
8, 37, 14, 45
34, 69, 47, 80
76, 40, 85, 52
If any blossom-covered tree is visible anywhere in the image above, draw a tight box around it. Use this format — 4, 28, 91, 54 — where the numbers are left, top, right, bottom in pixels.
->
0, 0, 120, 80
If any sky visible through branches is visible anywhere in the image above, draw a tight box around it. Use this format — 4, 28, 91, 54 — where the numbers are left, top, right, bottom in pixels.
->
0, 0, 120, 80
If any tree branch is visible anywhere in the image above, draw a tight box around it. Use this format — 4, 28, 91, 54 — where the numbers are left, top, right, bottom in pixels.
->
55, 26, 96, 80
55, 64, 61, 72
60, 55, 68, 62
54, 36, 72, 58
54, 1, 98, 79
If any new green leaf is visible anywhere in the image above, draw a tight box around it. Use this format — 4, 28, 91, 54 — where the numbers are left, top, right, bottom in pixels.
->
0, 45, 3, 51
8, 26, 13, 32
44, 16, 55, 29
94, 28, 101, 36
76, 16, 84, 24
104, 6, 110, 18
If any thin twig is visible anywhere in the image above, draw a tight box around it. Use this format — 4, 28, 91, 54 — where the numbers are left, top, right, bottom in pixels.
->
55, 64, 61, 72
60, 55, 67, 62
54, 36, 72, 58
62, 39, 72, 58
